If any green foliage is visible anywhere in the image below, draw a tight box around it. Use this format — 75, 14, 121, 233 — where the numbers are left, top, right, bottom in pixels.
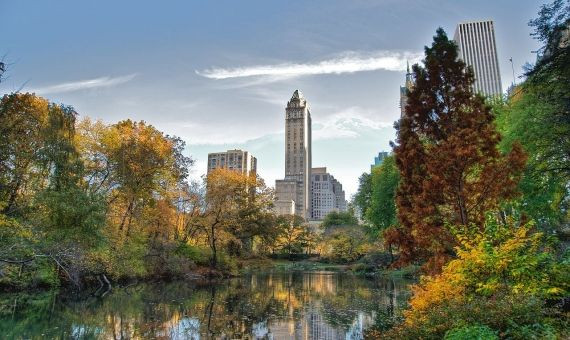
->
272, 214, 315, 256
495, 82, 569, 232
444, 325, 498, 340
384, 218, 568, 338
366, 155, 399, 235
323, 226, 369, 263
175, 243, 211, 266
321, 210, 358, 228
353, 172, 372, 217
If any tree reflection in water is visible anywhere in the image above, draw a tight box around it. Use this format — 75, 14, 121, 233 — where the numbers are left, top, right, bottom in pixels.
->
1, 272, 411, 339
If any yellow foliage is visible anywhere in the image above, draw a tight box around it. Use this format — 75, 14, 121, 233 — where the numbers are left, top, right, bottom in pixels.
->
403, 219, 568, 328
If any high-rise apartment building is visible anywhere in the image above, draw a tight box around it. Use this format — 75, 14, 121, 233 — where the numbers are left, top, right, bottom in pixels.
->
454, 20, 502, 96
275, 90, 312, 218
207, 149, 257, 175
310, 167, 347, 220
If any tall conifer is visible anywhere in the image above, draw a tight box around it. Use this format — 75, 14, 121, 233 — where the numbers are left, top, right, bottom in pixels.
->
387, 28, 527, 273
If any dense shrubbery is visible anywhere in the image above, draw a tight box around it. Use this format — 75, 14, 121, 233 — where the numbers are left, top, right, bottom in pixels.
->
383, 219, 568, 338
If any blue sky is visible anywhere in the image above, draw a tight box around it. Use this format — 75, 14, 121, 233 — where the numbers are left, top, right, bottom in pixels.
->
0, 0, 542, 196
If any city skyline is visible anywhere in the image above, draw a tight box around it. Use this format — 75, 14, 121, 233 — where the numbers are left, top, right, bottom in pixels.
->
0, 0, 542, 196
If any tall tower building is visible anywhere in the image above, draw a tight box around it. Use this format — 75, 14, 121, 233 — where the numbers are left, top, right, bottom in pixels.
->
454, 20, 502, 96
399, 61, 414, 117
275, 90, 312, 219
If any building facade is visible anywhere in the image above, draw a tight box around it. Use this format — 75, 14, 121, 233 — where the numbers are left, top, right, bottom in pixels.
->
399, 61, 414, 117
371, 151, 389, 171
310, 167, 347, 220
454, 20, 502, 97
274, 90, 312, 219
207, 149, 257, 175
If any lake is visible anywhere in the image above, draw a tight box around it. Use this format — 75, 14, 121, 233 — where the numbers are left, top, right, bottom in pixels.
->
1, 271, 411, 339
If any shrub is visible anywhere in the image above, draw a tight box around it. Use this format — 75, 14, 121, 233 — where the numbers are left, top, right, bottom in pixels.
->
382, 219, 569, 339
175, 243, 211, 266
351, 262, 374, 274
444, 325, 498, 340
358, 251, 393, 269
322, 225, 369, 263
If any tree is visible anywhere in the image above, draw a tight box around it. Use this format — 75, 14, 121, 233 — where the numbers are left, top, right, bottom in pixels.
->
366, 155, 399, 236
321, 210, 358, 229
524, 0, 570, 181
273, 215, 312, 256
324, 225, 368, 263
0, 62, 4, 83
388, 28, 527, 273
0, 94, 106, 288
201, 168, 274, 268
75, 118, 194, 279
353, 172, 372, 219
101, 120, 191, 238
0, 93, 51, 217
495, 90, 569, 232
492, 1, 569, 234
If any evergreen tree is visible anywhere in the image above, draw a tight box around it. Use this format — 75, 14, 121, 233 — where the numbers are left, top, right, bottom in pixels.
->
387, 28, 527, 273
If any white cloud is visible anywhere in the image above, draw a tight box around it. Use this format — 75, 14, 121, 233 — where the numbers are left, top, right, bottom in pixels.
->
313, 107, 392, 140
31, 74, 138, 94
196, 50, 422, 80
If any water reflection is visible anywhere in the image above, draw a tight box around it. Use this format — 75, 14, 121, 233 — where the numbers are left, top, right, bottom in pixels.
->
1, 271, 410, 339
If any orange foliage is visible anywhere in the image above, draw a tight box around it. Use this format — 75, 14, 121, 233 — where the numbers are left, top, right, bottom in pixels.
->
387, 29, 527, 274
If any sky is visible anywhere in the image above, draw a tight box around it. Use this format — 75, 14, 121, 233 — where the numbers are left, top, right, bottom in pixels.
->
0, 0, 543, 197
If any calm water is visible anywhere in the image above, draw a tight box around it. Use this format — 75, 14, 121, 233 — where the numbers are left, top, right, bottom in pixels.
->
1, 271, 411, 339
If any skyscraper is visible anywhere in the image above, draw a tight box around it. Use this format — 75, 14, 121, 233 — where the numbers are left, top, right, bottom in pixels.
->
207, 149, 257, 176
371, 151, 389, 171
275, 90, 312, 219
454, 20, 502, 96
399, 61, 414, 117
310, 167, 347, 220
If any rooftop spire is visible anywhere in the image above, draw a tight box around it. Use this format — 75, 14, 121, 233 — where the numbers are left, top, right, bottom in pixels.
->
291, 89, 303, 100
406, 60, 410, 73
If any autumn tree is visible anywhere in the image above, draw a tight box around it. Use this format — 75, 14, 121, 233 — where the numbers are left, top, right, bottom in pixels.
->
75, 118, 193, 279
388, 28, 527, 273
0, 93, 51, 217
201, 168, 274, 268
0, 94, 106, 287
273, 214, 312, 257
103, 120, 191, 238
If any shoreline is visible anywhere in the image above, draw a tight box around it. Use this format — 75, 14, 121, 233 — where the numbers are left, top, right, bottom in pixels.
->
1, 259, 420, 297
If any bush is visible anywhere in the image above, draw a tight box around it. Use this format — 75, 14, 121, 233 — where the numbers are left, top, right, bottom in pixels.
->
382, 219, 569, 339
444, 325, 498, 340
387, 292, 557, 339
351, 262, 374, 274
322, 226, 369, 263
358, 251, 393, 269
175, 243, 211, 266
